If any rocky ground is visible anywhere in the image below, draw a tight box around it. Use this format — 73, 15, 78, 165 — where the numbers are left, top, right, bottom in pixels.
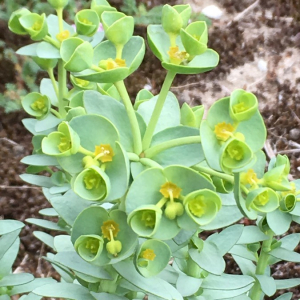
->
1, 0, 300, 299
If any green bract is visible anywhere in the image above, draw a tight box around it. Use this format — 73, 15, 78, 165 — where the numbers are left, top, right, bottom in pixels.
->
75, 9, 100, 36
22, 92, 51, 120
60, 37, 94, 72
19, 13, 48, 41
246, 188, 279, 213
8, 8, 31, 35
42, 122, 80, 156
47, 0, 69, 9
90, 0, 116, 19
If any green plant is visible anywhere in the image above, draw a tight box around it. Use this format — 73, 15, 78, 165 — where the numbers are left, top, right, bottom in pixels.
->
7, 1, 300, 300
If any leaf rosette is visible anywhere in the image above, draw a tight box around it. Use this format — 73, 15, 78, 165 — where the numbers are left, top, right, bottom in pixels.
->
135, 239, 171, 277
71, 206, 137, 265
42, 122, 80, 157
22, 92, 51, 120
75, 9, 100, 37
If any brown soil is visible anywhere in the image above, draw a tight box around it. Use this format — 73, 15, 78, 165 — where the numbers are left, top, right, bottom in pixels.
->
1, 0, 300, 299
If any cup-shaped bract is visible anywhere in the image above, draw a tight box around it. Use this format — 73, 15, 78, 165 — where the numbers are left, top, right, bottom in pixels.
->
246, 188, 279, 213
91, 0, 116, 19
32, 57, 58, 71
75, 9, 100, 36
180, 21, 208, 57
184, 189, 221, 226
262, 164, 292, 191
135, 239, 171, 277
22, 92, 51, 120
70, 75, 96, 90
19, 13, 48, 41
180, 103, 204, 128
101, 11, 134, 47
220, 138, 253, 173
229, 89, 258, 122
47, 0, 69, 9
42, 122, 80, 157
162, 4, 191, 36
128, 205, 162, 238
8, 8, 31, 35
74, 234, 105, 262
269, 154, 290, 177
280, 193, 296, 212
60, 37, 94, 72
73, 165, 110, 201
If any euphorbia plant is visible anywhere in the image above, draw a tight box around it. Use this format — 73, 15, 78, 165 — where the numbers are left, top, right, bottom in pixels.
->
7, 0, 300, 300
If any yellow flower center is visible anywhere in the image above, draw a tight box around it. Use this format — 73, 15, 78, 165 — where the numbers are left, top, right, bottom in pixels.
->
79, 17, 93, 25
240, 169, 258, 186
160, 182, 182, 199
83, 169, 103, 190
101, 220, 120, 240
226, 143, 244, 161
30, 97, 46, 112
188, 195, 206, 217
141, 248, 156, 261
233, 101, 249, 113
192, 34, 201, 41
141, 210, 156, 228
254, 191, 269, 206
99, 58, 126, 70
85, 238, 100, 254
56, 30, 70, 42
94, 144, 114, 163
214, 122, 235, 142
74, 77, 90, 88
32, 21, 42, 31
58, 136, 71, 152
168, 46, 189, 65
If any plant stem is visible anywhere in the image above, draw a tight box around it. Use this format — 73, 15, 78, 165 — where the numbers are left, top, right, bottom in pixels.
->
47, 68, 59, 99
127, 152, 140, 162
249, 230, 274, 300
144, 136, 202, 158
192, 164, 234, 183
115, 44, 124, 59
140, 158, 163, 169
43, 35, 60, 48
50, 108, 62, 119
78, 146, 94, 157
57, 60, 67, 118
114, 80, 142, 155
91, 64, 104, 72
56, 8, 64, 32
142, 70, 176, 150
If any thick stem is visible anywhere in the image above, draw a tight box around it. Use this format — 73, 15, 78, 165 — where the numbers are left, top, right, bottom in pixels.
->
56, 8, 64, 32
114, 80, 142, 155
115, 44, 124, 59
249, 230, 274, 300
192, 164, 234, 183
142, 70, 176, 150
144, 136, 201, 158
140, 158, 163, 169
43, 35, 60, 48
57, 60, 67, 118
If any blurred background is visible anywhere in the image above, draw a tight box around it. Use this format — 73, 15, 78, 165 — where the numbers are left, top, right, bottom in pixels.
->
0, 0, 300, 298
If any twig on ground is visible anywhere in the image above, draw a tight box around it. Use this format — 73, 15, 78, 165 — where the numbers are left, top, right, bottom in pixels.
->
277, 149, 300, 154
13, 254, 29, 274
227, 0, 260, 26
0, 137, 19, 146
171, 82, 202, 90
264, 139, 276, 159
0, 185, 41, 190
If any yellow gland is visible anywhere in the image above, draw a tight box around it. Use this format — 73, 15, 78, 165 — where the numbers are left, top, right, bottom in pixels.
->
168, 46, 189, 65
56, 30, 70, 42
32, 21, 42, 31
94, 144, 114, 163
141, 248, 156, 261
254, 191, 269, 206
240, 169, 258, 186
85, 238, 100, 254
83, 170, 102, 190
226, 143, 244, 161
58, 136, 71, 152
79, 17, 93, 25
160, 182, 182, 199
141, 210, 156, 228
233, 101, 249, 113
188, 195, 207, 217
101, 220, 120, 240
30, 97, 46, 112
214, 122, 235, 142
74, 77, 90, 88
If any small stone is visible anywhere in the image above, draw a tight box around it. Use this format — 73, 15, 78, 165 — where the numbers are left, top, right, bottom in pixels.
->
257, 59, 268, 72
202, 5, 223, 20
289, 128, 300, 141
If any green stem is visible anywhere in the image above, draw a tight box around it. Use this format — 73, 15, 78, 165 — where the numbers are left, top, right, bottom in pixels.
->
156, 197, 168, 209
50, 108, 62, 119
43, 35, 60, 48
142, 70, 176, 150
127, 152, 140, 162
47, 68, 59, 98
140, 158, 163, 169
114, 80, 142, 154
192, 164, 234, 183
115, 44, 124, 59
91, 64, 104, 72
249, 230, 274, 300
144, 136, 201, 158
78, 146, 94, 157
57, 60, 67, 118
56, 8, 64, 32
